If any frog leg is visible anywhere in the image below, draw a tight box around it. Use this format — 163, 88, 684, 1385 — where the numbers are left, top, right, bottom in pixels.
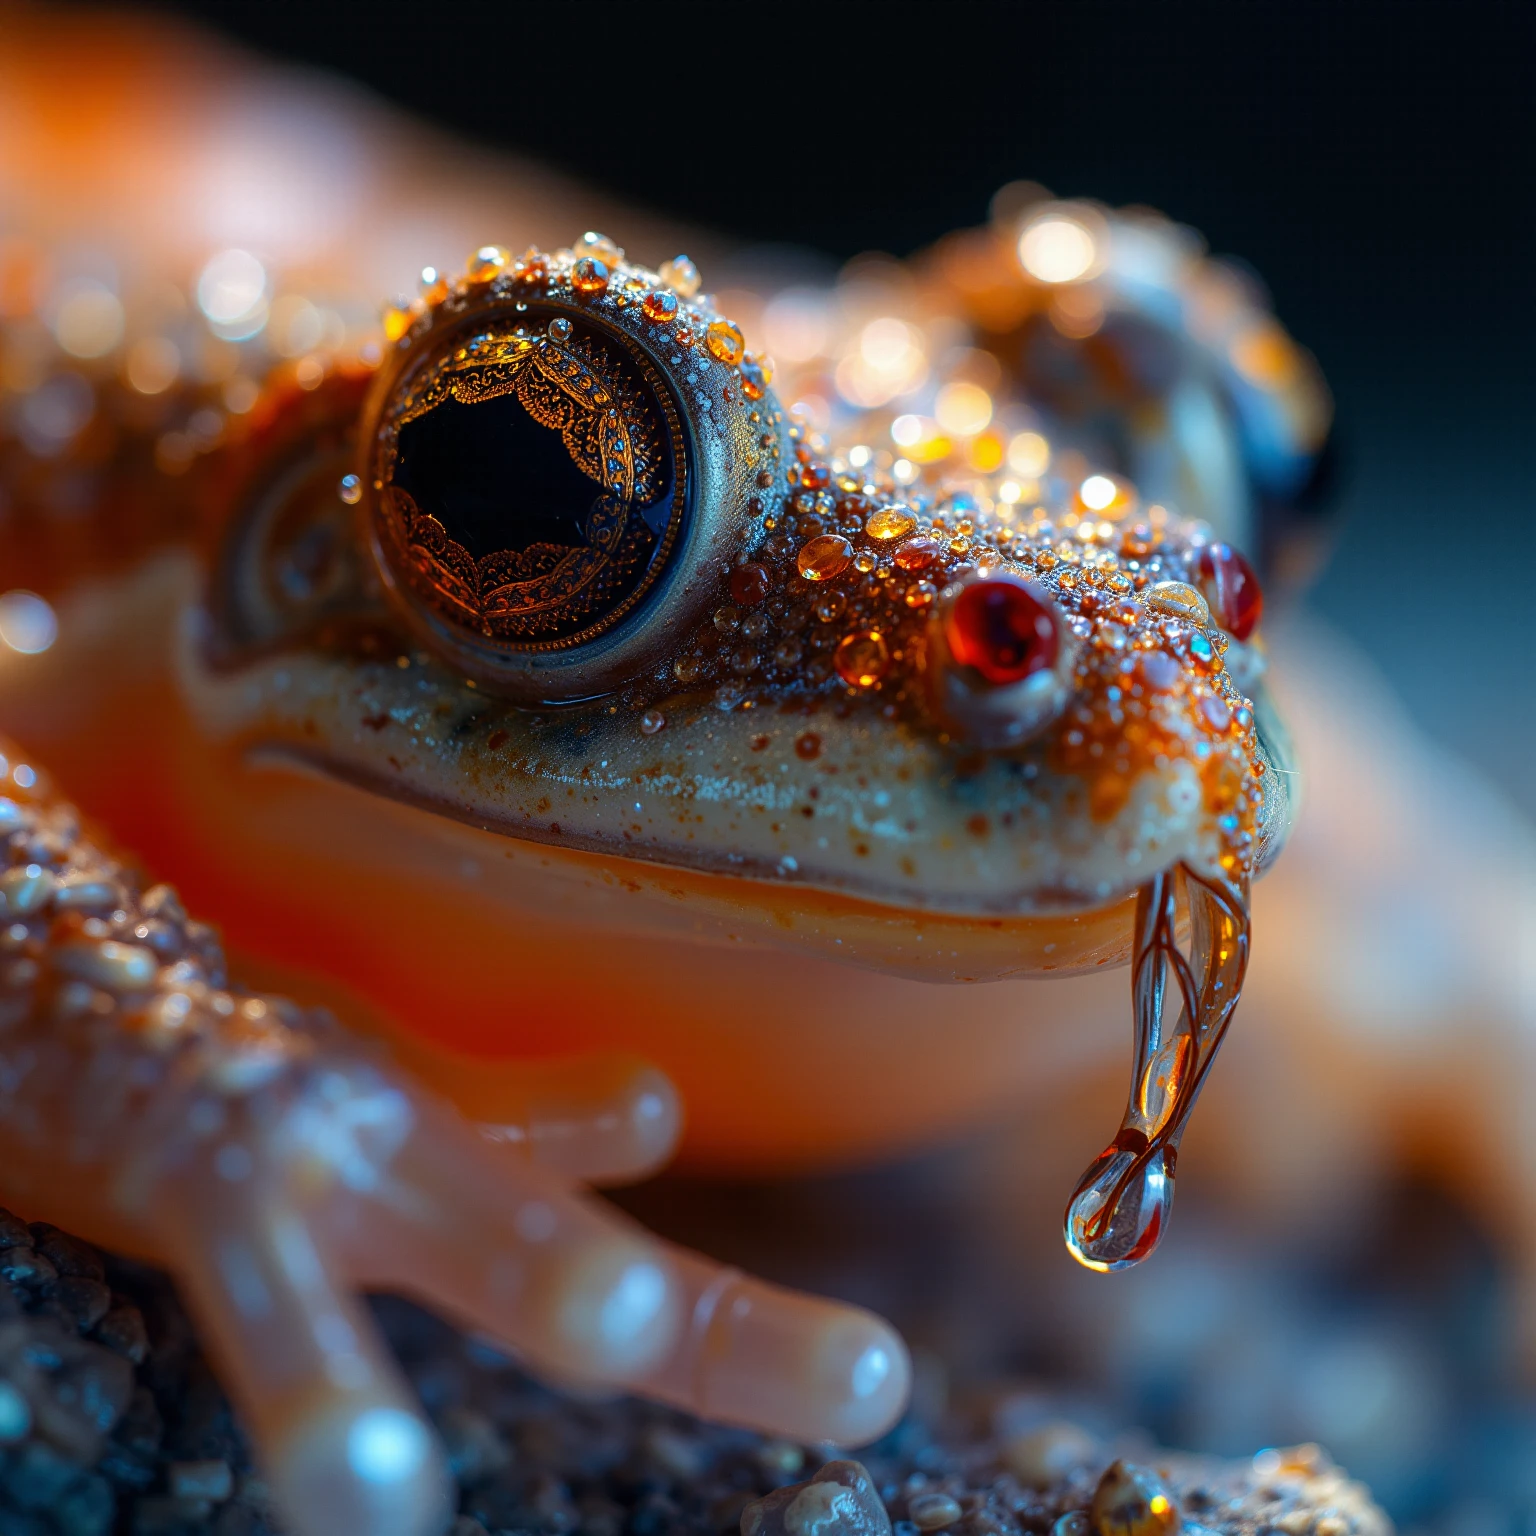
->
0, 738, 909, 1536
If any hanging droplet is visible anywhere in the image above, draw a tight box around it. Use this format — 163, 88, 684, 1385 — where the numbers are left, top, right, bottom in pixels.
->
1064, 864, 1251, 1272
1065, 1132, 1175, 1273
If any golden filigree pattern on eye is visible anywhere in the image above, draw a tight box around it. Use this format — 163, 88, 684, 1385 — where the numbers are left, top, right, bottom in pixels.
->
374, 310, 688, 648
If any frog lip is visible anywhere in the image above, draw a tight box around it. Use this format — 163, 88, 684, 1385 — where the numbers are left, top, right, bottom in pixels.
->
185, 622, 1296, 922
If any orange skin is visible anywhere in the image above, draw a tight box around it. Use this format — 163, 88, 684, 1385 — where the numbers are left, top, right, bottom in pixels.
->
2, 561, 1139, 1174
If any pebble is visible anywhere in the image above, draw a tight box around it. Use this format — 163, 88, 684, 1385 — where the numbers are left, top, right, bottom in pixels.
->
95, 1303, 151, 1363
1091, 1460, 1181, 1536
1004, 1422, 1099, 1487
168, 1461, 234, 1502
32, 1223, 108, 1281
1, 1246, 59, 1288
54, 1276, 113, 1332
437, 1405, 510, 1485
742, 1459, 894, 1536
908, 1490, 963, 1529
0, 1207, 1391, 1536
51, 939, 158, 991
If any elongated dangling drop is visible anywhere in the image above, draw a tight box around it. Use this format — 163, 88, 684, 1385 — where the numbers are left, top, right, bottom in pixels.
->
1065, 863, 1251, 1271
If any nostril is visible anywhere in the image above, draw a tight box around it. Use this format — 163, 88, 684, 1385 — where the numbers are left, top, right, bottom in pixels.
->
944, 575, 1061, 684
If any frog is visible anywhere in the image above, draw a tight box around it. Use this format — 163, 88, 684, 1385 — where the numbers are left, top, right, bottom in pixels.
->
0, 195, 1309, 1536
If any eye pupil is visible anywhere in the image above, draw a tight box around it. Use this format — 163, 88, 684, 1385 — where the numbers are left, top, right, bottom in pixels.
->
376, 308, 688, 649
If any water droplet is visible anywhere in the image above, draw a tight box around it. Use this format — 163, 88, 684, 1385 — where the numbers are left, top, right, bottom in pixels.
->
706, 320, 745, 366
659, 256, 701, 299
640, 709, 665, 735
571, 257, 610, 296
1064, 1133, 1174, 1272
1064, 865, 1250, 1273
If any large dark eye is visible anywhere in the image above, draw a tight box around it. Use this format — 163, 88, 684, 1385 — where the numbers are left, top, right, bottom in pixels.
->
360, 253, 782, 699
381, 309, 688, 647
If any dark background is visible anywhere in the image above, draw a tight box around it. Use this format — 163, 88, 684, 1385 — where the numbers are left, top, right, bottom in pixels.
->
155, 0, 1535, 810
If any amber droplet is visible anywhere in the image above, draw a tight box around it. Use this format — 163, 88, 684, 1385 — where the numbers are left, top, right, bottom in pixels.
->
573, 231, 623, 266
739, 356, 767, 401
1144, 580, 1210, 625
730, 563, 772, 606
798, 534, 853, 582
571, 257, 610, 296
813, 590, 847, 623
706, 320, 745, 366
834, 629, 889, 688
865, 504, 916, 541
1119, 524, 1155, 560
1090, 1461, 1180, 1536
946, 577, 1061, 685
1194, 542, 1263, 640
794, 731, 821, 760
905, 581, 937, 609
659, 254, 701, 298
800, 460, 830, 490
465, 244, 510, 281
894, 536, 942, 572
643, 289, 679, 324
515, 248, 549, 285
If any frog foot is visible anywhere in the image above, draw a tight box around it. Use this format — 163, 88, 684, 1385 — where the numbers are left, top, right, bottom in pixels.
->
0, 738, 910, 1536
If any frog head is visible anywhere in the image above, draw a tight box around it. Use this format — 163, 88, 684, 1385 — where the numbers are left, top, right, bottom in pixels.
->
187, 238, 1296, 1269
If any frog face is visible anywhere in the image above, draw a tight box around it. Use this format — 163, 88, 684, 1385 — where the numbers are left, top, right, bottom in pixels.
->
195, 241, 1291, 954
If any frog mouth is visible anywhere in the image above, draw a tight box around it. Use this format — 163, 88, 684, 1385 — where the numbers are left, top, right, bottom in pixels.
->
185, 602, 1296, 928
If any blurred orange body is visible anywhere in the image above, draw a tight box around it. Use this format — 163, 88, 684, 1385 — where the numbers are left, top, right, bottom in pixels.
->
0, 568, 1132, 1174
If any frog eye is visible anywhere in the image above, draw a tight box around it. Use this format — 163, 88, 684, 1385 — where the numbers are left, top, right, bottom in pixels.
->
359, 250, 780, 699
927, 574, 1076, 748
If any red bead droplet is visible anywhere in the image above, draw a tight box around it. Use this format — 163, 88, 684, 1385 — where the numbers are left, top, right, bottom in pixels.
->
1195, 542, 1263, 641
946, 577, 1061, 686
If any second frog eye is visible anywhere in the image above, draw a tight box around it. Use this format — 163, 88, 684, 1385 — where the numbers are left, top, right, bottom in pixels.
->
378, 309, 689, 652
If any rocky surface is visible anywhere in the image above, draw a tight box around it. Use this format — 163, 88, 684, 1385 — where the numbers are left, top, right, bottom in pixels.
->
0, 1210, 1389, 1536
